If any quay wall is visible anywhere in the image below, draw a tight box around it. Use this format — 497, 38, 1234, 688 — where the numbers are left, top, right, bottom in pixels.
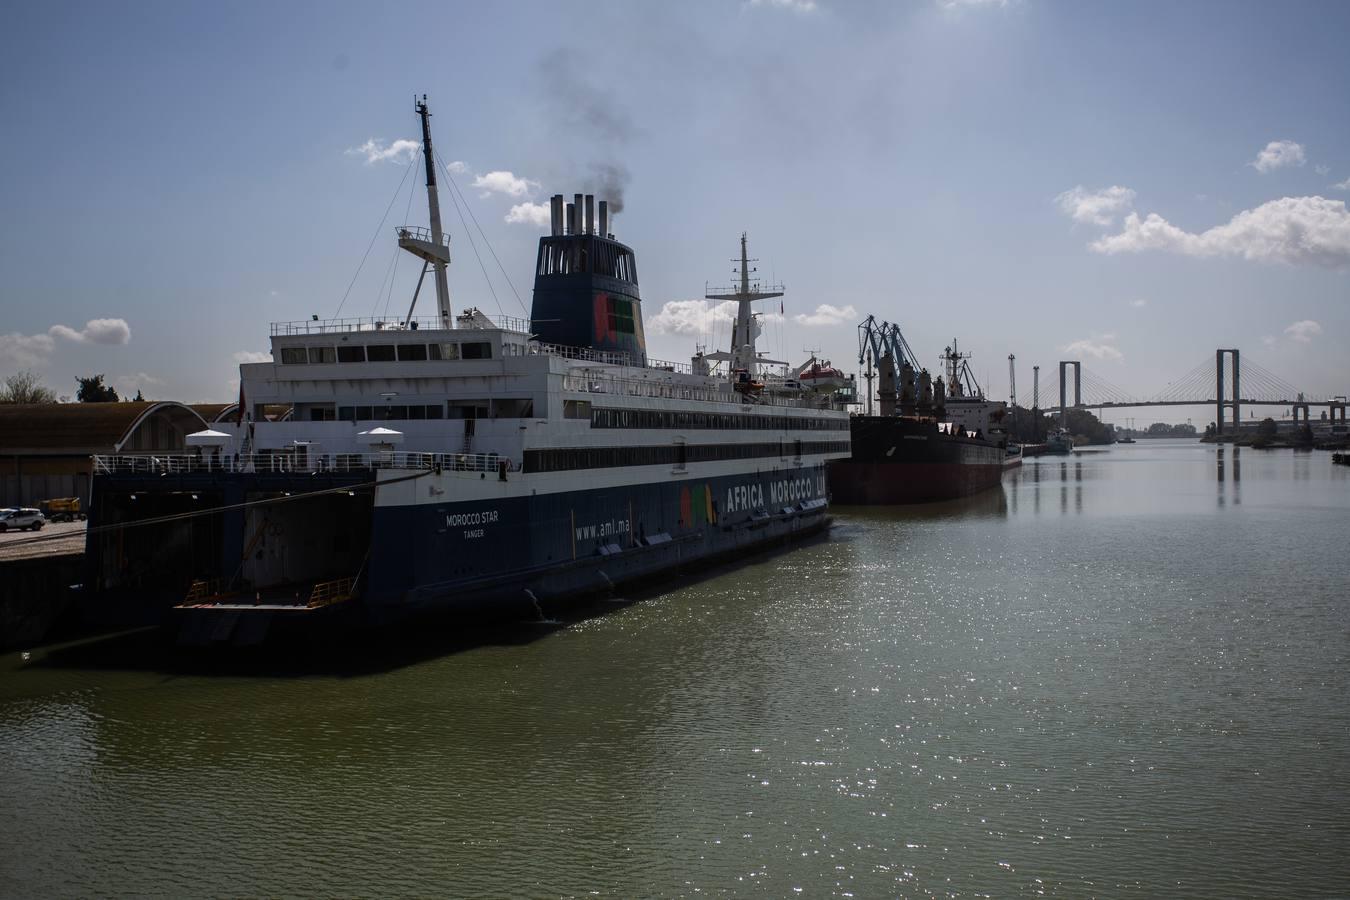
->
0, 553, 83, 651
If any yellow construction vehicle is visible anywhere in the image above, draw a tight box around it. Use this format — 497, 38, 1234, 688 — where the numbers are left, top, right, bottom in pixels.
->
40, 497, 85, 522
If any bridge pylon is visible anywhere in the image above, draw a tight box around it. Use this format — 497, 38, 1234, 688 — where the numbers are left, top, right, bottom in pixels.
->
1058, 361, 1082, 427
1216, 349, 1240, 434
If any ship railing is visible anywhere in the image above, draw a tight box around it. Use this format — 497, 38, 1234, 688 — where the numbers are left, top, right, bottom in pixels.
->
307, 576, 357, 608
532, 342, 694, 375
92, 451, 520, 476
562, 372, 841, 410
394, 225, 449, 248
271, 312, 531, 336
562, 372, 732, 404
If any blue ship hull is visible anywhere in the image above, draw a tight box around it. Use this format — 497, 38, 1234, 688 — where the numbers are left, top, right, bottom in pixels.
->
86, 464, 831, 640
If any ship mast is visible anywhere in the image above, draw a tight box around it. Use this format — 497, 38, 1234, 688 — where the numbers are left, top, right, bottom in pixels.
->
704, 232, 784, 378
398, 96, 453, 328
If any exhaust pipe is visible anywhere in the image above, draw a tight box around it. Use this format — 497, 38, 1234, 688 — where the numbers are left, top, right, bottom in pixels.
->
598, 200, 608, 238
550, 194, 563, 236
565, 202, 576, 235
584, 194, 595, 235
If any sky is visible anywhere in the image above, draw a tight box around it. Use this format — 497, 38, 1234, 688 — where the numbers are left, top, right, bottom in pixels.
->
1, 0, 1348, 424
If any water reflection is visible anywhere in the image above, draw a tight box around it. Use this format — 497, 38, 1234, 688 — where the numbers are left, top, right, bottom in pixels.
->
6, 442, 1350, 897
835, 483, 1009, 523
1217, 446, 1242, 507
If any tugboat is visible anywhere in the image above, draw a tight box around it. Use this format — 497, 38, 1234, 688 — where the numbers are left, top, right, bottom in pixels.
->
1046, 428, 1075, 454
828, 318, 1012, 504
85, 97, 852, 644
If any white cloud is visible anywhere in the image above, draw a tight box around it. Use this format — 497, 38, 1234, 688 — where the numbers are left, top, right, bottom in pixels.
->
48, 318, 132, 345
347, 138, 420, 165
1129, 298, 1148, 308
1090, 195, 1350, 268
1061, 337, 1123, 361
1250, 140, 1305, 173
233, 350, 272, 364
1261, 335, 1277, 347
749, 0, 818, 12
0, 332, 56, 368
471, 171, 539, 198
446, 160, 468, 174
1055, 185, 1136, 226
1315, 164, 1330, 176
793, 303, 858, 327
505, 202, 551, 227
1333, 177, 1350, 191
648, 300, 740, 336
0, 318, 131, 367
1283, 319, 1322, 343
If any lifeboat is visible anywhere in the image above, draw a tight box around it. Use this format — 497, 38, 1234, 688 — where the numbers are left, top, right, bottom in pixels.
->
798, 360, 849, 391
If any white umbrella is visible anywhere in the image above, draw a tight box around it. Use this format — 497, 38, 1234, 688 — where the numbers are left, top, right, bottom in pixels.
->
186, 428, 232, 446
356, 426, 404, 445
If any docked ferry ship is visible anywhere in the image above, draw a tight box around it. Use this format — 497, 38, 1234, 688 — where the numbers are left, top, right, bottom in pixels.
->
830, 324, 1013, 505
86, 98, 851, 643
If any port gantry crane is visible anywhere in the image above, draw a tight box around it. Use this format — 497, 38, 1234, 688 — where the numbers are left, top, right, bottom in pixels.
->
857, 315, 920, 417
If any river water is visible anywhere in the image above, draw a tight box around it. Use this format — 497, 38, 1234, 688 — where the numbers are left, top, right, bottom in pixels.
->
2, 440, 1348, 897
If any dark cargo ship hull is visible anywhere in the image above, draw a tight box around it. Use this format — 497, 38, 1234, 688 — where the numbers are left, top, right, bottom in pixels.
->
829, 416, 1006, 504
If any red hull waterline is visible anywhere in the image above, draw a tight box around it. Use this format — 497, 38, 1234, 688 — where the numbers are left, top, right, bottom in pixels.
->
829, 461, 1005, 505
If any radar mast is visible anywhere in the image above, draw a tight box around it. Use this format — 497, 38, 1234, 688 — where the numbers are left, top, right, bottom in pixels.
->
703, 232, 786, 378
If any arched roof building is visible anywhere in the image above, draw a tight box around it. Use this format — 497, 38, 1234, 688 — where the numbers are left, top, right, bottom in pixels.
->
0, 402, 208, 506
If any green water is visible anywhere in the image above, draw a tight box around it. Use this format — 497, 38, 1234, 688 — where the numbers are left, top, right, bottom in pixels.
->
2, 441, 1348, 897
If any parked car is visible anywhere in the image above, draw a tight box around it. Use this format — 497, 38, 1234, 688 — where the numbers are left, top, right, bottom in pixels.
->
0, 507, 46, 532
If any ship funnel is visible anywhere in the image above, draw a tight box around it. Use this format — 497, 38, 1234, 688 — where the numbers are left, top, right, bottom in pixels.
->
598, 200, 609, 237
584, 194, 595, 235
565, 202, 576, 235
550, 194, 564, 236
573, 193, 583, 232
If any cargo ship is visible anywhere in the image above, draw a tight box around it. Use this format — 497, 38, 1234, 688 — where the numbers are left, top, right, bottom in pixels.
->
829, 320, 1012, 504
85, 97, 852, 644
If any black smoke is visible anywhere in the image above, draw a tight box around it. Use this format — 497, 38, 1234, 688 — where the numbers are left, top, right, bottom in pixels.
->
536, 48, 637, 216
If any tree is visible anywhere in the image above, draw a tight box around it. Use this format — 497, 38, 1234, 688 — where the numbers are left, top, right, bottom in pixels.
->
133, 388, 145, 402
1257, 417, 1278, 439
0, 370, 57, 404
1, 371, 55, 404
76, 374, 120, 403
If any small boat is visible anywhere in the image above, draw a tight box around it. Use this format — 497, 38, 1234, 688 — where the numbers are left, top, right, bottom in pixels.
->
1046, 428, 1074, 454
796, 358, 850, 392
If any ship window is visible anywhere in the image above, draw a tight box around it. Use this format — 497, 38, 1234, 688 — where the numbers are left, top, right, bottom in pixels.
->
366, 344, 396, 362
397, 344, 428, 361
280, 347, 307, 364
355, 406, 373, 420
461, 342, 491, 360
382, 405, 408, 420
337, 345, 366, 363
430, 343, 460, 360
307, 346, 336, 364
426, 404, 444, 420
407, 405, 426, 420
308, 406, 336, 421
339, 406, 355, 421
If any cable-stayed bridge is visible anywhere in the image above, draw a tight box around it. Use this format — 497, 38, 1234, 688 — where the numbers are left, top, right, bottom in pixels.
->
1035, 349, 1347, 432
